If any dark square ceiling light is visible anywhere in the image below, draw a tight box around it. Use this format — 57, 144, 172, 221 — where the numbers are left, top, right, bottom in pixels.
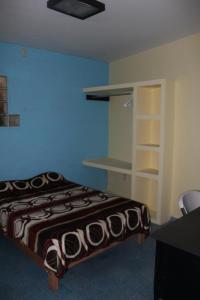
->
47, 0, 105, 20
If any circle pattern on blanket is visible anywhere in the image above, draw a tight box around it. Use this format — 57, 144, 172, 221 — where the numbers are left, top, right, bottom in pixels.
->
0, 210, 8, 228
47, 172, 62, 182
46, 249, 58, 271
125, 209, 139, 230
89, 193, 108, 202
51, 194, 67, 201
51, 204, 71, 213
0, 181, 11, 192
29, 210, 50, 219
13, 181, 30, 190
72, 199, 90, 208
107, 214, 124, 237
32, 197, 49, 205
31, 176, 45, 189
62, 232, 81, 258
14, 218, 28, 239
12, 203, 30, 211
86, 222, 105, 246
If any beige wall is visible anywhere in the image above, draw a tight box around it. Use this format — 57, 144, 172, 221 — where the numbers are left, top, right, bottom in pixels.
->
110, 32, 200, 217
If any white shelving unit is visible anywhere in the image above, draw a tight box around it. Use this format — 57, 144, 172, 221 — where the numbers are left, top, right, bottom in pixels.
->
83, 79, 174, 224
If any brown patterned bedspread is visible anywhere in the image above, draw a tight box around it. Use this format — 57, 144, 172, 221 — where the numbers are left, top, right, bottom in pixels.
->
0, 172, 150, 277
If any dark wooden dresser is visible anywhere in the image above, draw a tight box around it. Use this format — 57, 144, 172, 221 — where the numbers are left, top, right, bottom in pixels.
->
152, 207, 200, 300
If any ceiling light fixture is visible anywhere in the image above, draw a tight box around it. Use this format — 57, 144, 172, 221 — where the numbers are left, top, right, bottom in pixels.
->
47, 0, 105, 20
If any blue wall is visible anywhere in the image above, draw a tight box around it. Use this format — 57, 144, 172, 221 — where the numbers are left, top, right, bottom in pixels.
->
0, 43, 108, 190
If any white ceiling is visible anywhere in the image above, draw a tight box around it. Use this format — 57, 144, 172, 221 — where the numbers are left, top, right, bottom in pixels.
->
0, 0, 200, 62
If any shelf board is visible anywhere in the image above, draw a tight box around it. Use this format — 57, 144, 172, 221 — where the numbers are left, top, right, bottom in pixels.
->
136, 144, 160, 152
136, 168, 159, 179
137, 143, 160, 147
136, 114, 160, 120
137, 168, 159, 175
83, 83, 134, 97
83, 157, 132, 175
83, 80, 164, 96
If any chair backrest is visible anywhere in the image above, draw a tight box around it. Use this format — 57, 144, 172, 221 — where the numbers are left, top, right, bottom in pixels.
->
178, 190, 200, 215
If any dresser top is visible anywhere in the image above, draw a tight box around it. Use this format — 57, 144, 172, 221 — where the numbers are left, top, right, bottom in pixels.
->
152, 207, 200, 257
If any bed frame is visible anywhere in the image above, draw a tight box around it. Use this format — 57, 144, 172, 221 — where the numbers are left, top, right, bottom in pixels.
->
11, 232, 146, 291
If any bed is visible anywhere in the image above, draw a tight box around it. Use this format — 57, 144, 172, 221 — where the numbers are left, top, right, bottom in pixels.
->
0, 171, 150, 290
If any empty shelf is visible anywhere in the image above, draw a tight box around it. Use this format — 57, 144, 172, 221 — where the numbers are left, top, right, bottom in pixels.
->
83, 83, 134, 97
136, 144, 160, 152
136, 168, 159, 179
137, 143, 160, 147
136, 114, 160, 120
83, 157, 132, 175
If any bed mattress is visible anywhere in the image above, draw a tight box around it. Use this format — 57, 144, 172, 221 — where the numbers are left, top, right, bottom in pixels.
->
0, 172, 150, 277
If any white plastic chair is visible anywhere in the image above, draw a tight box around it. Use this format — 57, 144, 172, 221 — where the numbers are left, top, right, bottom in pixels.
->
178, 190, 200, 215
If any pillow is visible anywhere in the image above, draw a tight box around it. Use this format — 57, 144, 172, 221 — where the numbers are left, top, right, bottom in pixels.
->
0, 172, 67, 198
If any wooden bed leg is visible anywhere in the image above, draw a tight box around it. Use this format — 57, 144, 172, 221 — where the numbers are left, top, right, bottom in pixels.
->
136, 233, 146, 245
48, 271, 59, 291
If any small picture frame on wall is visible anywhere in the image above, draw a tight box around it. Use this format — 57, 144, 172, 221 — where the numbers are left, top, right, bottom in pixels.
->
0, 114, 9, 126
0, 76, 7, 89
9, 114, 20, 127
0, 89, 7, 101
0, 102, 8, 114
0, 75, 20, 127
